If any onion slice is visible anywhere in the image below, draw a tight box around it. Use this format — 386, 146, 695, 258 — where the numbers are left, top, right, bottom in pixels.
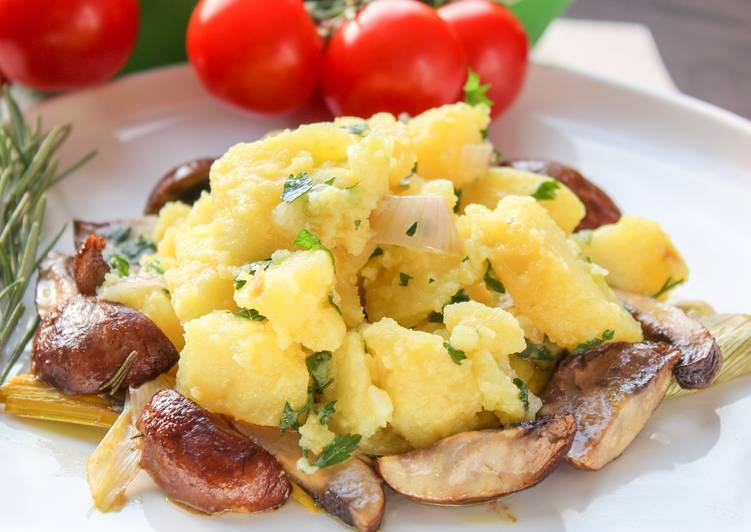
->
86, 374, 174, 511
370, 195, 464, 256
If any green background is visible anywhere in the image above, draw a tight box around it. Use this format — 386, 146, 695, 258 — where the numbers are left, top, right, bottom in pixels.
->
119, 0, 569, 75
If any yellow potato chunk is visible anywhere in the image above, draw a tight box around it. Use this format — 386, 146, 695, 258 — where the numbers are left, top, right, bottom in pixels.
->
458, 198, 643, 349
408, 103, 491, 187
299, 414, 336, 454
177, 311, 309, 426
462, 166, 586, 233
235, 250, 346, 353
99, 275, 184, 351
322, 331, 392, 439
573, 215, 689, 299
443, 301, 531, 422
165, 260, 237, 322
363, 318, 482, 448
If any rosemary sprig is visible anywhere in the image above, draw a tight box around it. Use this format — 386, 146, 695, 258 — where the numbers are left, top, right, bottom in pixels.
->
0, 87, 94, 384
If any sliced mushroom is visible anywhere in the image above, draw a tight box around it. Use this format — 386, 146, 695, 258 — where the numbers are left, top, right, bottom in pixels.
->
74, 233, 110, 295
617, 290, 722, 389
503, 159, 621, 230
32, 295, 178, 395
232, 421, 385, 532
540, 341, 681, 470
144, 157, 214, 215
138, 390, 290, 514
36, 252, 78, 317
375, 415, 576, 505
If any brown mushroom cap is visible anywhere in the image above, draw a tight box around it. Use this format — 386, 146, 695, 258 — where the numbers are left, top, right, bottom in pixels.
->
540, 341, 681, 470
502, 159, 621, 230
144, 158, 214, 215
138, 390, 290, 514
375, 415, 576, 505
232, 421, 385, 532
32, 295, 178, 395
73, 234, 109, 295
617, 290, 722, 389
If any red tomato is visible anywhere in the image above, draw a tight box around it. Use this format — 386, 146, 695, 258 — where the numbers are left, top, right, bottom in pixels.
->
0, 0, 138, 91
187, 0, 323, 115
322, 0, 467, 118
438, 0, 528, 117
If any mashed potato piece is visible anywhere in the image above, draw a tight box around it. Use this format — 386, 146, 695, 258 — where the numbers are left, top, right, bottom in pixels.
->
177, 310, 309, 426
363, 318, 482, 448
462, 166, 586, 233
459, 197, 643, 349
235, 249, 346, 352
573, 215, 689, 298
299, 414, 336, 454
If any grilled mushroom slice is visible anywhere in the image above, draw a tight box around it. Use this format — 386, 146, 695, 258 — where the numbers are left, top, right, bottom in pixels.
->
138, 390, 290, 514
144, 157, 214, 215
36, 252, 78, 317
73, 234, 110, 295
618, 290, 722, 389
540, 341, 681, 470
32, 295, 178, 395
375, 415, 576, 505
232, 422, 385, 532
503, 159, 621, 230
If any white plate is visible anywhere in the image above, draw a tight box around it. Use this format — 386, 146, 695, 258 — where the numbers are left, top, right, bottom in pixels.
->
2, 64, 751, 532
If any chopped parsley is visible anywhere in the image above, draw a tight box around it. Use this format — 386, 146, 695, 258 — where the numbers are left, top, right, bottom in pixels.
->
428, 277, 435, 284
653, 277, 684, 299
399, 272, 412, 287
572, 329, 615, 354
234, 308, 266, 321
234, 278, 247, 290
463, 69, 493, 107
450, 288, 469, 305
249, 259, 272, 274
483, 262, 505, 294
306, 351, 333, 394
119, 234, 157, 261
328, 294, 341, 315
369, 247, 384, 259
453, 187, 462, 213
107, 226, 131, 243
279, 402, 302, 433
405, 221, 418, 237
312, 433, 362, 468
428, 311, 444, 324
162, 288, 170, 296
354, 219, 362, 230
516, 340, 555, 366
492, 147, 503, 163
293, 229, 334, 267
146, 261, 165, 275
513, 378, 529, 413
443, 341, 467, 365
281, 172, 315, 203
347, 122, 368, 135
531, 180, 560, 200
480, 127, 488, 140
324, 177, 336, 186
109, 255, 130, 277
318, 401, 336, 425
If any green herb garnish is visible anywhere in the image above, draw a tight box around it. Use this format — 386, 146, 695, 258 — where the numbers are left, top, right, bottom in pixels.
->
328, 294, 341, 315
234, 308, 266, 321
531, 180, 560, 200
306, 351, 333, 394
443, 341, 467, 365
281, 172, 315, 203
280, 401, 303, 434
450, 288, 469, 305
483, 262, 505, 294
312, 433, 362, 469
293, 229, 334, 267
513, 378, 529, 413
453, 187, 462, 213
119, 234, 156, 261
463, 69, 493, 107
399, 272, 412, 287
318, 401, 336, 425
369, 247, 384, 259
572, 329, 615, 354
428, 311, 444, 324
354, 219, 362, 230
405, 222, 418, 237
234, 278, 247, 290
109, 255, 130, 277
653, 277, 685, 299
517, 340, 554, 363
324, 177, 336, 186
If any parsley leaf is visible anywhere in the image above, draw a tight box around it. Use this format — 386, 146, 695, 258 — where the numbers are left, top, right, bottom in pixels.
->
572, 329, 615, 354
281, 172, 315, 203
147, 261, 165, 275
249, 259, 272, 275
450, 288, 469, 305
463, 69, 493, 107
513, 378, 529, 413
293, 229, 334, 267
234, 308, 266, 321
234, 278, 247, 290
306, 351, 333, 394
517, 340, 554, 363
369, 247, 384, 259
483, 262, 505, 294
119, 234, 157, 261
313, 433, 362, 468
428, 277, 435, 284
279, 401, 302, 434
428, 311, 444, 324
399, 272, 412, 287
531, 180, 560, 200
328, 294, 341, 315
443, 341, 467, 365
354, 219, 362, 230
324, 177, 336, 186
453, 187, 462, 213
109, 255, 130, 277
653, 277, 684, 299
405, 222, 418, 237
318, 401, 336, 425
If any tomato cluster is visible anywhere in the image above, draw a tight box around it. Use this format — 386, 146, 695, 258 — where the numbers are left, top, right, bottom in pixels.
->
187, 0, 528, 119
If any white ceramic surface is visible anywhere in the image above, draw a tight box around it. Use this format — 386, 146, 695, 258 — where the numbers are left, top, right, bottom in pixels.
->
2, 64, 750, 532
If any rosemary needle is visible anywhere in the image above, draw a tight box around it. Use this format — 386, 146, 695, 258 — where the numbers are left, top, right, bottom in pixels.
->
0, 87, 95, 384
